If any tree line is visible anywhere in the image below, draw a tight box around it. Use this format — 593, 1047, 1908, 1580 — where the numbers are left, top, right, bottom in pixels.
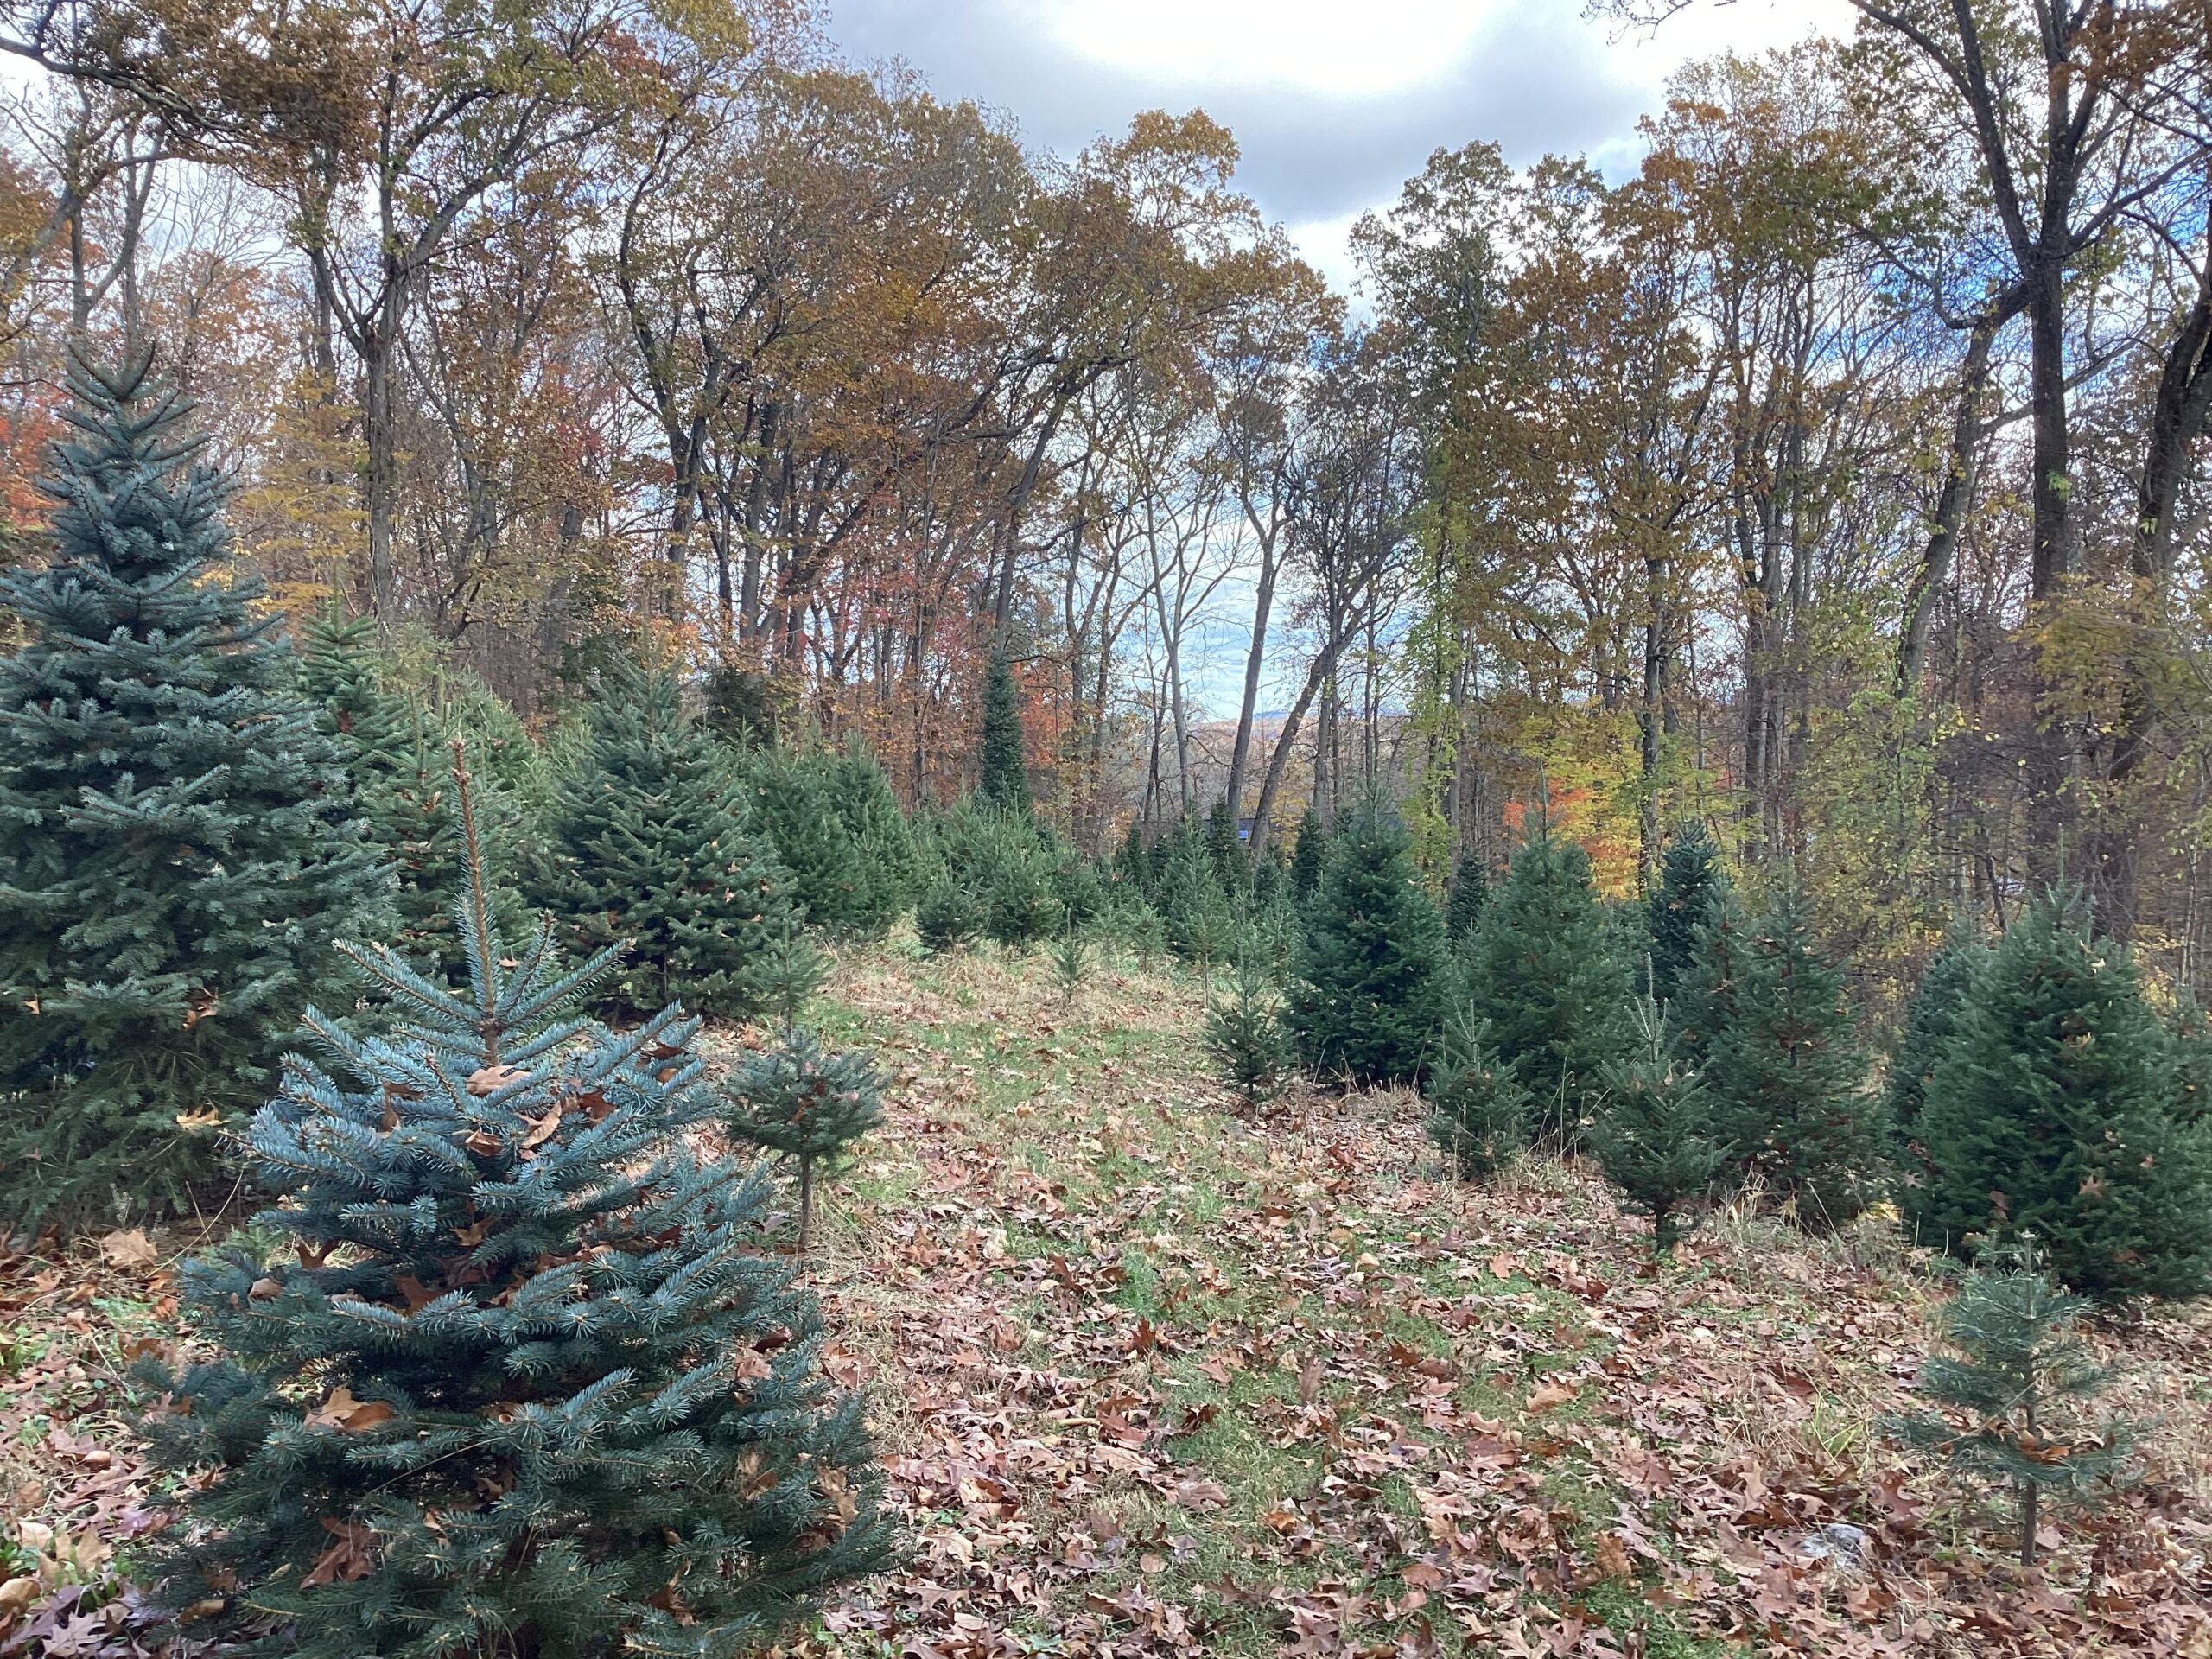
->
0, 0, 2207, 998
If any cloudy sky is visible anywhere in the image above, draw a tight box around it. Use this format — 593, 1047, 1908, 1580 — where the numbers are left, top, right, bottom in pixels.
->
823, 0, 1856, 295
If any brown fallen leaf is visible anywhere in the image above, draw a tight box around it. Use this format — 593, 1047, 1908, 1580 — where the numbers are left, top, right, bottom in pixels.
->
302, 1517, 374, 1587
99, 1229, 159, 1269
463, 1130, 504, 1158
307, 1387, 397, 1433
1527, 1378, 1579, 1413
1173, 1476, 1230, 1511
466, 1064, 527, 1097
518, 1104, 563, 1153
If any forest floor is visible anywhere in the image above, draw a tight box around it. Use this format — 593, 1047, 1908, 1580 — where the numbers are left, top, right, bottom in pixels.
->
4, 943, 2211, 1657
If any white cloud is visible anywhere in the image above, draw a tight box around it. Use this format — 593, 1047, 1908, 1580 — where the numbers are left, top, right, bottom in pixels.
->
1035, 0, 1494, 97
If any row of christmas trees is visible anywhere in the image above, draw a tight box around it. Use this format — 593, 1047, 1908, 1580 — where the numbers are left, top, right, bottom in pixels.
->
0, 362, 895, 1655
1211, 800, 2210, 1306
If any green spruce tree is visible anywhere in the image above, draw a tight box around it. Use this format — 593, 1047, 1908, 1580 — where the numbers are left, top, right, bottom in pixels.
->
1644, 820, 1727, 1009
1888, 1240, 2135, 1567
134, 760, 889, 1654
1445, 850, 1489, 944
1463, 823, 1631, 1147
738, 749, 879, 937
1593, 1001, 1724, 1255
1115, 816, 1150, 893
1155, 823, 1241, 970
825, 739, 921, 925
301, 613, 531, 980
1287, 806, 1328, 900
977, 649, 1029, 817
1916, 892, 2209, 1302
2169, 991, 2209, 1129
1206, 956, 1292, 1107
1205, 797, 1247, 897
0, 359, 387, 1227
1285, 799, 1450, 1087
531, 664, 809, 1022
723, 1027, 887, 1249
915, 874, 983, 954
1423, 1011, 1529, 1181
1888, 919, 1988, 1169
1694, 881, 1883, 1227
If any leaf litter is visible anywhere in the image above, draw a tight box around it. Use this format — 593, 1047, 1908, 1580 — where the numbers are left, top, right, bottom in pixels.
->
3, 944, 2208, 1657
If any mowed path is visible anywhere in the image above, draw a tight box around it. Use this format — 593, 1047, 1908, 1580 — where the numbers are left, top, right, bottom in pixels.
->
794, 946, 2212, 1659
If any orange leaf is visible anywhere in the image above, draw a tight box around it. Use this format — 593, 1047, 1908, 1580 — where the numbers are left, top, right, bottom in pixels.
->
307, 1388, 397, 1433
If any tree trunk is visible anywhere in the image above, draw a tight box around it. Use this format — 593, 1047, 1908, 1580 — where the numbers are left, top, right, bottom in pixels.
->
1898, 318, 2001, 694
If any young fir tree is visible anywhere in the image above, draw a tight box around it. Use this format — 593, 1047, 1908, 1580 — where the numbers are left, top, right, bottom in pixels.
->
1285, 799, 1451, 1087
135, 760, 889, 1654
1115, 816, 1150, 893
825, 740, 921, 925
1287, 806, 1329, 900
738, 749, 877, 937
723, 1027, 886, 1249
915, 872, 983, 953
1051, 925, 1088, 1009
1644, 820, 1727, 1009
1423, 1010, 1529, 1182
1693, 881, 1882, 1227
300, 613, 534, 981
1593, 1001, 1724, 1255
1206, 956, 1292, 1107
1155, 826, 1241, 969
1205, 797, 1247, 897
2168, 991, 2209, 1129
0, 359, 387, 1228
1887, 918, 1988, 1167
1915, 892, 2209, 1302
1463, 823, 1631, 1147
1888, 1240, 2135, 1567
1445, 851, 1489, 944
1675, 888, 1751, 1061
976, 649, 1029, 817
532, 664, 810, 1023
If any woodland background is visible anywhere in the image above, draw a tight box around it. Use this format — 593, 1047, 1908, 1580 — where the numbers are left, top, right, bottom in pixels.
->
0, 0, 2209, 1015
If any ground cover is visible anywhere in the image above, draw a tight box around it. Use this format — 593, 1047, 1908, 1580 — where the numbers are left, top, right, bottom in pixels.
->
3, 942, 2208, 1657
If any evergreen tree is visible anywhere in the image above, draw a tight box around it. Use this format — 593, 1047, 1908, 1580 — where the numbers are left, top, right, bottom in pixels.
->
302, 613, 531, 980
1287, 806, 1328, 900
825, 740, 921, 925
1423, 1011, 1529, 1181
1916, 892, 2209, 1302
738, 749, 877, 937
1205, 797, 1246, 896
0, 359, 387, 1227
1644, 820, 1727, 1007
1155, 825, 1240, 969
1675, 887, 1751, 1067
1206, 957, 1292, 1107
1694, 881, 1882, 1227
922, 802, 1058, 949
1445, 851, 1489, 944
1115, 817, 1149, 893
977, 650, 1029, 817
723, 1027, 886, 1249
134, 764, 889, 1655
1463, 823, 1631, 1147
1888, 1240, 2135, 1567
1050, 926, 1089, 1009
1888, 918, 1988, 1165
1285, 800, 1450, 1087
531, 664, 809, 1022
1593, 1001, 1723, 1255
915, 874, 982, 954
2170, 991, 2210, 1129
